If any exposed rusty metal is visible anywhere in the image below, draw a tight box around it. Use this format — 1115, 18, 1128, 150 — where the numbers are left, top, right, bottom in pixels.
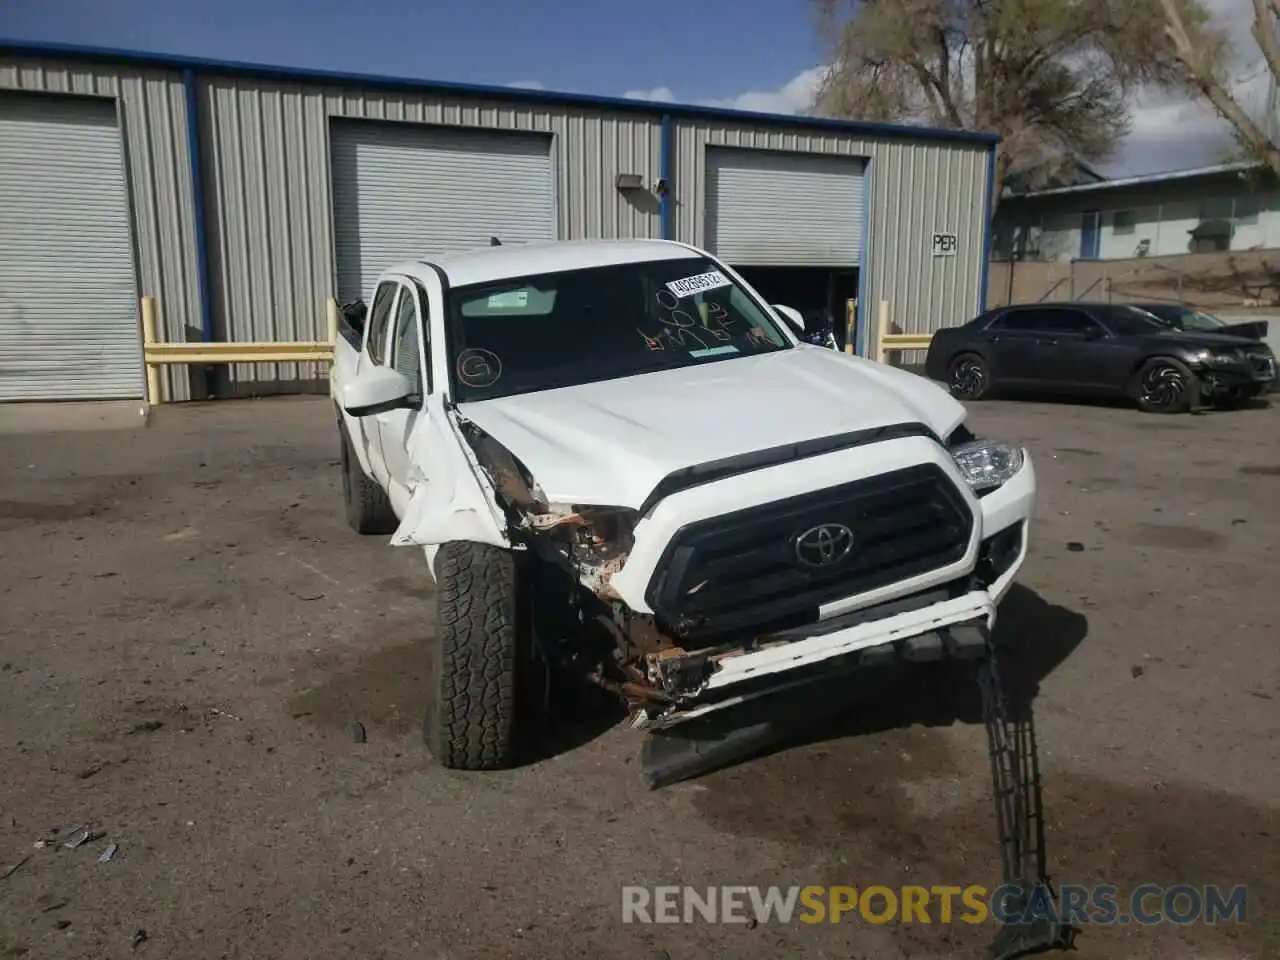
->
588, 673, 670, 705
465, 428, 544, 510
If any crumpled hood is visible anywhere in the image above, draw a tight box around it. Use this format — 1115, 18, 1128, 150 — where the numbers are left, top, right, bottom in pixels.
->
455, 346, 966, 508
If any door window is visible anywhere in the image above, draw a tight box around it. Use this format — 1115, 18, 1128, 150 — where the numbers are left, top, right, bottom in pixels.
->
366, 281, 399, 365
988, 309, 1047, 332
1045, 310, 1103, 336
390, 283, 424, 395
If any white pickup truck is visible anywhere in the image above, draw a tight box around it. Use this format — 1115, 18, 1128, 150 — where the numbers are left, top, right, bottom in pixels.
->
331, 239, 1035, 772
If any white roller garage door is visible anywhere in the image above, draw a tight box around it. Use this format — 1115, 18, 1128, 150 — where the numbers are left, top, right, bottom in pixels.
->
331, 121, 556, 302
0, 94, 142, 401
706, 147, 866, 267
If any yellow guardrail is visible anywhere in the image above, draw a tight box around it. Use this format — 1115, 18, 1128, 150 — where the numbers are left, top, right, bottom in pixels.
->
873, 300, 933, 363
141, 297, 339, 404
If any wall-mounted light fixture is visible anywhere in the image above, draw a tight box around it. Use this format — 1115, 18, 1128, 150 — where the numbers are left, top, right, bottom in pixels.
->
615, 172, 645, 191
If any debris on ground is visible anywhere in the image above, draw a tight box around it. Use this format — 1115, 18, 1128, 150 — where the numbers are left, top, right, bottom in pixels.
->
347, 721, 367, 744
98, 842, 119, 863
61, 827, 91, 850
1131, 665, 1146, 679
1065, 541, 1085, 552
2, 855, 30, 880
131, 928, 148, 949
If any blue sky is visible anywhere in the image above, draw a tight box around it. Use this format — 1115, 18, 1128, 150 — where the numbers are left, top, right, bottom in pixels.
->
4, 0, 827, 112
3, 0, 1255, 175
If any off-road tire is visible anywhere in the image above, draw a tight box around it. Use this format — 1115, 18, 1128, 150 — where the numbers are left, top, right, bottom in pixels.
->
338, 420, 397, 535
1132, 357, 1199, 414
424, 541, 525, 770
947, 352, 991, 401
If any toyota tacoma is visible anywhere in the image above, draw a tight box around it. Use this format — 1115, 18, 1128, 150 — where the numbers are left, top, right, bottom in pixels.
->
331, 239, 1035, 772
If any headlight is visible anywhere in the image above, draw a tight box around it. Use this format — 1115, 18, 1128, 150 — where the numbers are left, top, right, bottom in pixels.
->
1190, 348, 1241, 365
949, 439, 1024, 492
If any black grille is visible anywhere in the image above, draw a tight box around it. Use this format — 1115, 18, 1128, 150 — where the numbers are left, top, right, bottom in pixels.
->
645, 463, 975, 642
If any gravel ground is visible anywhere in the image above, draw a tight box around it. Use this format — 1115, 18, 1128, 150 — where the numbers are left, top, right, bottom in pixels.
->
0, 394, 1277, 960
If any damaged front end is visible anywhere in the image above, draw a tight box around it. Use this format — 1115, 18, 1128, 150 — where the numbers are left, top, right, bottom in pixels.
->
454, 413, 1034, 732
459, 418, 695, 715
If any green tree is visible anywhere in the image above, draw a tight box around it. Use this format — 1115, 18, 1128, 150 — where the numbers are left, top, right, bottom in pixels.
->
811, 0, 1182, 201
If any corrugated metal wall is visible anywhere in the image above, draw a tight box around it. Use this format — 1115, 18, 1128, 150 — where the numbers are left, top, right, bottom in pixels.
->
671, 121, 990, 343
0, 56, 202, 400
200, 74, 663, 391
0, 51, 991, 399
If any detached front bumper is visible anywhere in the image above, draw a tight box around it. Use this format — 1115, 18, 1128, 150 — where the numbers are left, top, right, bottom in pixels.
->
645, 453, 1035, 728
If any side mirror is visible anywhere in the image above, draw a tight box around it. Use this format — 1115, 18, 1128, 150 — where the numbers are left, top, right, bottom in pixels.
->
772, 304, 806, 337
342, 365, 416, 417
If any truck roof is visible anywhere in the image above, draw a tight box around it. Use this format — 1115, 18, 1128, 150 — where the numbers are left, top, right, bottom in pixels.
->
385, 238, 704, 289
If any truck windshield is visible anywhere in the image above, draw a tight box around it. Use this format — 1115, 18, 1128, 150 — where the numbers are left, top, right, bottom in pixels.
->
445, 258, 793, 402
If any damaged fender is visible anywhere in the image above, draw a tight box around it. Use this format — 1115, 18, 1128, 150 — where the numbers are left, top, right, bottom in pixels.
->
389, 394, 512, 555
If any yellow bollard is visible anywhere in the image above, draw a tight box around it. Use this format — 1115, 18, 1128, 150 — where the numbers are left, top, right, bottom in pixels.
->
140, 296, 162, 405
875, 299, 890, 363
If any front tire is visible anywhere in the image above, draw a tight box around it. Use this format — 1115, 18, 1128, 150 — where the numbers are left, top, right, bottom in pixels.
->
1133, 357, 1198, 414
424, 541, 530, 770
948, 352, 991, 401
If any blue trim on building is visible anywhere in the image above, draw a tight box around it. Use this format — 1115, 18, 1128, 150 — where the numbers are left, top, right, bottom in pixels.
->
855, 159, 871, 356
1, 38, 1001, 147
659, 114, 672, 240
977, 143, 997, 312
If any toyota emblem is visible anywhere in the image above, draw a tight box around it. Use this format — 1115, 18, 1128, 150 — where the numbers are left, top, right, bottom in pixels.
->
794, 523, 855, 567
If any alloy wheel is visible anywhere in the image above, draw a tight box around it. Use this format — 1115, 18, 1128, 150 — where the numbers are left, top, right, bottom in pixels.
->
950, 358, 987, 399
1139, 363, 1186, 410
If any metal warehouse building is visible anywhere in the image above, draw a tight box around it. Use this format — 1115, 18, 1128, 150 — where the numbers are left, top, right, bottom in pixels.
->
0, 40, 998, 403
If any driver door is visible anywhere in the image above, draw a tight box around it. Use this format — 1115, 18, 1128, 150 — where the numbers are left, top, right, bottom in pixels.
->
347, 279, 400, 491
374, 280, 431, 519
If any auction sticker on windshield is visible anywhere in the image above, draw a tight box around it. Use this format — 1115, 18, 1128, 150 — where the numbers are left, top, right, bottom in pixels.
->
667, 270, 730, 298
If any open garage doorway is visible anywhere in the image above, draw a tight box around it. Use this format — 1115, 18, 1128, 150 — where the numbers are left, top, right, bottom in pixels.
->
733, 266, 859, 350
705, 146, 867, 352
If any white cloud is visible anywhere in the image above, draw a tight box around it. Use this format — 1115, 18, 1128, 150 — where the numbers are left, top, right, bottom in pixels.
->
702, 67, 828, 114
506, 80, 545, 90
623, 86, 676, 103
623, 67, 826, 115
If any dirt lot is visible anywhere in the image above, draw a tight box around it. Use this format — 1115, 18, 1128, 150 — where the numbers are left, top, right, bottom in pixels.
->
1, 394, 1277, 960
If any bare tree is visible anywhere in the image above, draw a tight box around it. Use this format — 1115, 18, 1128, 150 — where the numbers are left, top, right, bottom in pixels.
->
1159, 0, 1280, 174
811, 0, 1182, 201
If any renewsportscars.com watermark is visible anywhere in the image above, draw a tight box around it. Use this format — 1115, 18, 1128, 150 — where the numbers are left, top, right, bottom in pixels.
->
621, 884, 1248, 926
